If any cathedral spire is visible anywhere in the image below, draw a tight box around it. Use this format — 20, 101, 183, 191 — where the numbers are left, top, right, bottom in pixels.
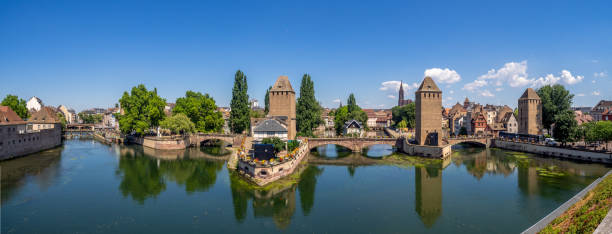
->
398, 81, 405, 106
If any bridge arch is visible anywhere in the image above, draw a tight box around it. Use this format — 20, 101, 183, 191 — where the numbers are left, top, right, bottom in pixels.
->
308, 141, 356, 152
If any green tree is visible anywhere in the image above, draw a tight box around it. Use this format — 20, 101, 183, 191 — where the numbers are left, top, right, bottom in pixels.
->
159, 113, 196, 135
261, 137, 286, 154
79, 113, 103, 124
333, 94, 368, 135
296, 74, 322, 137
537, 85, 574, 132
391, 102, 416, 128
56, 112, 67, 129
1, 95, 29, 119
552, 110, 578, 146
229, 70, 250, 134
250, 109, 265, 118
397, 119, 407, 129
118, 84, 166, 135
264, 86, 271, 115
173, 91, 224, 133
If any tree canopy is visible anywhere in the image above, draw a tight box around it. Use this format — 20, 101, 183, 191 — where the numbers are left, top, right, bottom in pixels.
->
118, 84, 166, 135
333, 93, 367, 135
173, 91, 224, 133
261, 137, 286, 154
1, 94, 29, 119
552, 110, 578, 145
229, 70, 250, 134
79, 113, 103, 124
264, 86, 271, 115
579, 121, 612, 144
537, 85, 574, 132
160, 113, 196, 135
296, 74, 322, 137
391, 102, 416, 128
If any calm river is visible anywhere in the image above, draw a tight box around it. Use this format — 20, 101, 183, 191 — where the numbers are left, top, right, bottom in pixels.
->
1, 139, 609, 233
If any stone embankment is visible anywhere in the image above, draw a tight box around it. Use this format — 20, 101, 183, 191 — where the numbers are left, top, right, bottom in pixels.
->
0, 124, 62, 160
236, 139, 309, 186
493, 139, 612, 164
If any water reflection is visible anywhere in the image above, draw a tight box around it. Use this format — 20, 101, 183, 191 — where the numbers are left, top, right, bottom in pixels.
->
230, 165, 323, 229
415, 165, 442, 228
1, 147, 63, 204
116, 145, 225, 203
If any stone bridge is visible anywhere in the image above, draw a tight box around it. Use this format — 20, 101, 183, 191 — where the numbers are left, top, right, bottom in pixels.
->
187, 133, 243, 147
445, 137, 491, 148
307, 137, 401, 152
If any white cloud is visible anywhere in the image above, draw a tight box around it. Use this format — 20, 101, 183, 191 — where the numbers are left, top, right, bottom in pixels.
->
480, 90, 494, 97
387, 95, 396, 99
332, 99, 341, 103
532, 74, 560, 87
592, 80, 596, 83
449, 90, 454, 94
446, 97, 453, 100
463, 80, 487, 91
577, 93, 585, 97
594, 71, 607, 78
560, 70, 583, 84
592, 91, 600, 96
478, 61, 529, 87
495, 88, 503, 92
425, 68, 461, 84
379, 81, 418, 92
378, 104, 385, 107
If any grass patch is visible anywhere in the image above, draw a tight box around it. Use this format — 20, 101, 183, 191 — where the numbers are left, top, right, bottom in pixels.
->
539, 172, 612, 234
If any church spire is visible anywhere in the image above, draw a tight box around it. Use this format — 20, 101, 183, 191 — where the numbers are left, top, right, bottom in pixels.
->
398, 81, 405, 106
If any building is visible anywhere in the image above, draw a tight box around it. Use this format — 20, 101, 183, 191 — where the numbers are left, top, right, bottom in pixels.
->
397, 81, 413, 106
1, 106, 61, 160
26, 96, 43, 112
415, 77, 442, 146
592, 100, 612, 121
343, 119, 363, 137
463, 97, 475, 110
603, 109, 612, 121
574, 110, 594, 125
571, 106, 592, 115
103, 108, 120, 130
518, 88, 543, 135
452, 115, 466, 136
249, 99, 260, 109
268, 76, 296, 139
58, 105, 78, 124
164, 103, 175, 116
28, 107, 60, 131
500, 112, 518, 133
471, 112, 487, 136
252, 118, 288, 141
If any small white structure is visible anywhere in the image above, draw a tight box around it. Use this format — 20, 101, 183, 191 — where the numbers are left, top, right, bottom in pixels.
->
501, 112, 518, 134
252, 119, 288, 141
343, 119, 363, 137
249, 99, 260, 109
26, 97, 43, 112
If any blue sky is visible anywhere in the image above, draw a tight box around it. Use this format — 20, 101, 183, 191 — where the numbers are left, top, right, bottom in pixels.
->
1, 0, 610, 111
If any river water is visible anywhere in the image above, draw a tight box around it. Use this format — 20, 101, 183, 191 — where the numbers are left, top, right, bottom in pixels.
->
1, 139, 609, 233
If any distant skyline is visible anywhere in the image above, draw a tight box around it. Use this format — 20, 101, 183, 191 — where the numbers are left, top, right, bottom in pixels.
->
1, 0, 610, 112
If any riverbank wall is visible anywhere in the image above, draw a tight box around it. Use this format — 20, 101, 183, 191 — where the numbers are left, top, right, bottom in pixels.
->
127, 135, 187, 150
493, 139, 612, 164
522, 170, 612, 234
236, 140, 310, 186
0, 123, 62, 160
400, 139, 452, 158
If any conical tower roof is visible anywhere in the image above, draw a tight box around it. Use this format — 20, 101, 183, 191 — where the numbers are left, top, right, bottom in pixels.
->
270, 76, 294, 92
417, 77, 441, 92
519, 88, 540, 99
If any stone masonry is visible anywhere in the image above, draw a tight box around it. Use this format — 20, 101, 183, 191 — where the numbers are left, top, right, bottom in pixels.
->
518, 88, 543, 135
268, 76, 297, 139
415, 77, 442, 146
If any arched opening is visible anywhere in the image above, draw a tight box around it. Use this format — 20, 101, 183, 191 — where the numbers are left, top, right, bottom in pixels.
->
309, 144, 351, 159
200, 139, 231, 156
362, 144, 396, 158
452, 142, 487, 153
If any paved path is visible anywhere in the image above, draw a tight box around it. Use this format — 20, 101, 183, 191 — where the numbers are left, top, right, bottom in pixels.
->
594, 207, 612, 234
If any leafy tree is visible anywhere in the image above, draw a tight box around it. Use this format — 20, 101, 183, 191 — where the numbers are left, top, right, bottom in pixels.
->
79, 113, 103, 124
397, 119, 407, 129
537, 85, 574, 132
173, 91, 224, 133
552, 110, 578, 146
296, 74, 322, 137
513, 108, 518, 118
159, 113, 196, 135
391, 102, 416, 128
118, 84, 166, 135
333, 94, 368, 135
581, 121, 612, 145
250, 109, 265, 118
56, 112, 67, 129
261, 137, 286, 154
1, 95, 29, 119
264, 86, 271, 115
229, 70, 250, 134
287, 140, 300, 152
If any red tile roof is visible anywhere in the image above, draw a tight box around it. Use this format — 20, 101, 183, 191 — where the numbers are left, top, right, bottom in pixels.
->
0, 106, 26, 125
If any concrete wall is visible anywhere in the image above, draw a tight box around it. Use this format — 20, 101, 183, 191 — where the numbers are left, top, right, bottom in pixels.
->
0, 123, 62, 160
493, 139, 612, 163
237, 140, 309, 186
128, 136, 187, 150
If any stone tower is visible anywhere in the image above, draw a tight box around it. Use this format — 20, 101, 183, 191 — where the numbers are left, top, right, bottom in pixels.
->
518, 88, 542, 135
268, 76, 296, 139
398, 81, 405, 106
415, 77, 442, 146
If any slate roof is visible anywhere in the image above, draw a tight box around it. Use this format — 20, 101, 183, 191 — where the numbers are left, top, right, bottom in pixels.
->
343, 119, 363, 129
519, 88, 540, 99
416, 76, 441, 92
0, 106, 26, 125
270, 76, 294, 92
253, 119, 287, 132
